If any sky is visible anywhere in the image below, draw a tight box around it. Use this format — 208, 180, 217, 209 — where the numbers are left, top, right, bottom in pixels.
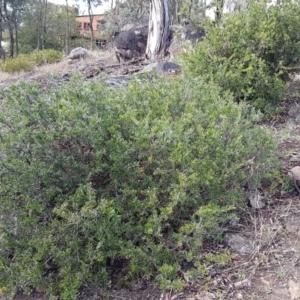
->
49, 0, 217, 19
48, 0, 112, 15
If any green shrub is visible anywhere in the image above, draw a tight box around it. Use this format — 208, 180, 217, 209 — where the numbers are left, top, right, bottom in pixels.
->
39, 49, 63, 64
0, 49, 63, 73
0, 77, 277, 298
30, 50, 48, 66
30, 49, 63, 66
182, 0, 300, 109
0, 54, 35, 73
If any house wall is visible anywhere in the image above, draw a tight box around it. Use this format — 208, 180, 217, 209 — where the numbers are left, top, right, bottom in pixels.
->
75, 15, 106, 38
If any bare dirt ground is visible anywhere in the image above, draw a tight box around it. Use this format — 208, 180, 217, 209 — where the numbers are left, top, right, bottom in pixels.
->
0, 50, 300, 300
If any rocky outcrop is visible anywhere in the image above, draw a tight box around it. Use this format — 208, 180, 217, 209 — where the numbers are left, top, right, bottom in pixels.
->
66, 47, 88, 60
168, 24, 205, 60
224, 233, 255, 254
181, 23, 205, 42
112, 23, 148, 63
139, 61, 180, 75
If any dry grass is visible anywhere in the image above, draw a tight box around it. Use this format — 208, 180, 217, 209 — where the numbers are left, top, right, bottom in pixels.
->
0, 49, 116, 87
0, 60, 68, 84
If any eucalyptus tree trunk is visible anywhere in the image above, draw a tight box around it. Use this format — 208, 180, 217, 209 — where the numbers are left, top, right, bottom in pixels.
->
201, 0, 206, 18
221, 0, 248, 16
3, 0, 14, 57
41, 0, 48, 49
0, 0, 4, 59
87, 0, 95, 50
169, 0, 181, 24
36, 0, 48, 50
145, 0, 171, 60
174, 0, 180, 24
37, 0, 42, 49
13, 11, 18, 55
65, 0, 70, 55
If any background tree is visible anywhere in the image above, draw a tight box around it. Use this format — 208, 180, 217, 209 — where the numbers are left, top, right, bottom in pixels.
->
215, 0, 248, 20
3, 0, 15, 57
65, 0, 70, 55
18, 1, 77, 53
36, 0, 48, 50
0, 0, 4, 59
168, 0, 184, 24
0, 0, 26, 57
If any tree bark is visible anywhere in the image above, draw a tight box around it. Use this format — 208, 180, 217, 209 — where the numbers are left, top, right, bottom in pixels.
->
41, 0, 48, 49
87, 0, 94, 50
14, 12, 18, 55
145, 0, 171, 60
0, 0, 4, 59
65, 0, 70, 55
37, 0, 42, 49
222, 0, 248, 15
36, 0, 48, 50
3, 0, 14, 57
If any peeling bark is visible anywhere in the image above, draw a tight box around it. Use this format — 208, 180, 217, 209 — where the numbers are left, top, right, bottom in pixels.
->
224, 0, 248, 13
145, 0, 171, 60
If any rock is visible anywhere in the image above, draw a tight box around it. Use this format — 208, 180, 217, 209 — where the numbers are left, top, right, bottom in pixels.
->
168, 24, 204, 59
249, 192, 266, 209
61, 72, 70, 78
288, 104, 300, 121
288, 166, 300, 181
156, 62, 180, 74
285, 117, 296, 128
168, 38, 183, 60
139, 62, 158, 74
194, 292, 216, 300
139, 61, 180, 75
233, 279, 251, 289
288, 166, 300, 193
289, 280, 300, 299
112, 23, 148, 63
273, 288, 290, 298
224, 233, 254, 254
67, 59, 76, 65
66, 47, 88, 60
105, 75, 131, 87
235, 292, 243, 299
76, 61, 88, 71
285, 213, 300, 236
182, 23, 205, 42
290, 152, 300, 162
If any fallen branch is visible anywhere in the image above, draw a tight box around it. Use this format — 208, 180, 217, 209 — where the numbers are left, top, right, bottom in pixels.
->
279, 65, 300, 72
104, 57, 147, 69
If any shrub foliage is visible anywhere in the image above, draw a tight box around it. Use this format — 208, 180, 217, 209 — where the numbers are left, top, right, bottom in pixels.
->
0, 76, 276, 298
182, 0, 300, 110
0, 49, 63, 73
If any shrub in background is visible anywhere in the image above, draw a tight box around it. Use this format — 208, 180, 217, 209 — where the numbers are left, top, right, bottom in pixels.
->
182, 0, 300, 110
30, 49, 63, 66
0, 54, 35, 73
0, 49, 63, 73
0, 76, 277, 298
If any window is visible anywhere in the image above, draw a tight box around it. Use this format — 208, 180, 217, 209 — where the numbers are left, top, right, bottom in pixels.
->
83, 22, 90, 29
